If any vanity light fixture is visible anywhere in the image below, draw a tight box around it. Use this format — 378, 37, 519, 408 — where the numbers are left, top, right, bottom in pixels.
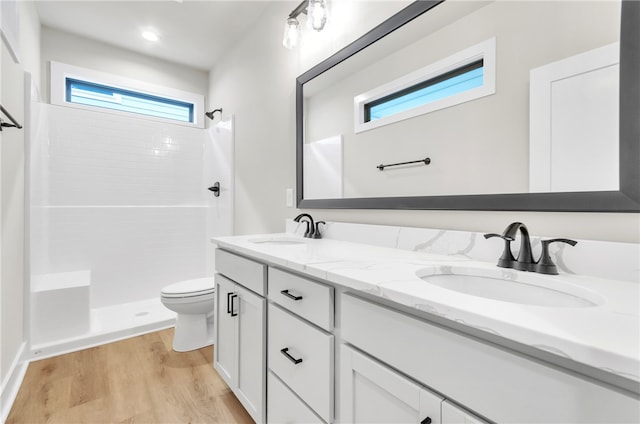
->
283, 17, 302, 49
282, 0, 329, 49
307, 0, 329, 31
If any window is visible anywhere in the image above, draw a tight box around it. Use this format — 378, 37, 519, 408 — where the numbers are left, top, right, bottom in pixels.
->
51, 62, 205, 128
354, 37, 496, 133
365, 60, 484, 122
66, 79, 194, 123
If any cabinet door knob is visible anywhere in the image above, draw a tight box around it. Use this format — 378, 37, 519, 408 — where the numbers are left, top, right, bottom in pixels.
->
280, 347, 303, 364
420, 417, 432, 424
280, 289, 303, 301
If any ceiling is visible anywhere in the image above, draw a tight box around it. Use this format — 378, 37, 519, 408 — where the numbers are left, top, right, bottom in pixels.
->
35, 0, 274, 71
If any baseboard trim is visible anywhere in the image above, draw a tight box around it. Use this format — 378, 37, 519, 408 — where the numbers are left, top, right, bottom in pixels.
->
0, 341, 28, 423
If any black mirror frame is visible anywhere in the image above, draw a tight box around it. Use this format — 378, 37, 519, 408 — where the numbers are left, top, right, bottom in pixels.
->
296, 0, 639, 212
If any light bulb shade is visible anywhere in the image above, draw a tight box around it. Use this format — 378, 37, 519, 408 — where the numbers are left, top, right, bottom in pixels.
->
282, 17, 301, 49
307, 0, 328, 31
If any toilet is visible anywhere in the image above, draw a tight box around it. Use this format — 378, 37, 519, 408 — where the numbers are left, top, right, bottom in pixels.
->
160, 278, 215, 352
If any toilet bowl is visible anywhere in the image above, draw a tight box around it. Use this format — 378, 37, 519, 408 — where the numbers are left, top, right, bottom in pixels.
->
161, 278, 215, 352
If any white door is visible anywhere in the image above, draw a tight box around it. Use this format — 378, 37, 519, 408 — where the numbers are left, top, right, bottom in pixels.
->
234, 284, 266, 424
214, 275, 236, 387
205, 116, 234, 276
529, 43, 619, 192
340, 345, 443, 424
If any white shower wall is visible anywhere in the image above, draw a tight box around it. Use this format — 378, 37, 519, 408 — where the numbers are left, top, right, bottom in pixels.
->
39, 106, 206, 206
35, 206, 208, 308
31, 105, 212, 312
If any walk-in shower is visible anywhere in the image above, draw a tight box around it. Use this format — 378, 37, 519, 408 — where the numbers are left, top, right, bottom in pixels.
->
26, 86, 233, 358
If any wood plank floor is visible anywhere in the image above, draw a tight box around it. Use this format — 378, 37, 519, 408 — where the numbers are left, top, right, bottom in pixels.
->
6, 328, 254, 423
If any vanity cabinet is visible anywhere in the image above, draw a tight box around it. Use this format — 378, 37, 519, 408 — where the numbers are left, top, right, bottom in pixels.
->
213, 245, 638, 424
340, 345, 443, 424
214, 249, 267, 424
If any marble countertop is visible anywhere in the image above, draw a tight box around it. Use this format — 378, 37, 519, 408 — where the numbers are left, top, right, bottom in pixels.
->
212, 233, 639, 386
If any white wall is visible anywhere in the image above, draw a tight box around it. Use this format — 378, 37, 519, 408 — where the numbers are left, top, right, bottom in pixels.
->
209, 0, 639, 243
19, 2, 41, 87
1, 38, 25, 385
1, 0, 40, 389
209, 0, 408, 235
208, 1, 297, 235
40, 26, 209, 105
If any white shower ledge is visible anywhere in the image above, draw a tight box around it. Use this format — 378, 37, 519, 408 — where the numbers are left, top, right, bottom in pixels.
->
212, 233, 639, 387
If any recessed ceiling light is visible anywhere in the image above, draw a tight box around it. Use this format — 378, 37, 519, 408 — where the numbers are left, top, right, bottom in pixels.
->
142, 31, 159, 42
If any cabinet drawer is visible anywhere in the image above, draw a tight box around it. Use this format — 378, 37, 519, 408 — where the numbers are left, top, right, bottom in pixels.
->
267, 371, 324, 424
215, 249, 266, 295
342, 293, 639, 424
268, 268, 334, 331
268, 304, 334, 423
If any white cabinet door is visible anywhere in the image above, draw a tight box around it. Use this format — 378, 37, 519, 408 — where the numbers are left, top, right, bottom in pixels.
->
214, 274, 236, 386
441, 401, 488, 424
340, 345, 443, 424
235, 283, 266, 423
213, 274, 266, 424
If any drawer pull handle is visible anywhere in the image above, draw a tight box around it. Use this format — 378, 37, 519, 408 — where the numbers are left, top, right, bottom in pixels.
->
420, 418, 432, 424
226, 292, 233, 314
230, 294, 238, 317
280, 347, 303, 365
280, 289, 303, 301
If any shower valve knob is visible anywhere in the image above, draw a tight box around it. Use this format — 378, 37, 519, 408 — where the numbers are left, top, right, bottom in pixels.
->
208, 182, 220, 197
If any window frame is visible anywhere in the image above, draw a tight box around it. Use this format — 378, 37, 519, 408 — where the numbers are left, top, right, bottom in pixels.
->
353, 37, 496, 133
50, 61, 205, 128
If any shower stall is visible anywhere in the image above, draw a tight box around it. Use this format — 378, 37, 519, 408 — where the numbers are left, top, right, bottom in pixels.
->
26, 78, 233, 357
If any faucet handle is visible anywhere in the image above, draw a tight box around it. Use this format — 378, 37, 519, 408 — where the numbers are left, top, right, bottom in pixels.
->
483, 233, 516, 269
535, 238, 577, 275
312, 221, 326, 239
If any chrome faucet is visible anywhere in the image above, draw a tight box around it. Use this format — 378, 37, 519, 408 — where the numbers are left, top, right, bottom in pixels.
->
485, 222, 577, 275
293, 213, 315, 238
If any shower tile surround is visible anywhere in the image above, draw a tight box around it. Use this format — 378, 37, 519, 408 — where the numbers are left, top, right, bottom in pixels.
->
29, 104, 212, 348
213, 220, 639, 387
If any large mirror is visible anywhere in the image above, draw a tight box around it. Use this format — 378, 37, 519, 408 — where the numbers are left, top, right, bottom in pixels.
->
296, 0, 639, 212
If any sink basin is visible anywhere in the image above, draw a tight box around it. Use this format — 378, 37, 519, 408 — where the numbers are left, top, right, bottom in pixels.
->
248, 236, 307, 246
418, 267, 603, 308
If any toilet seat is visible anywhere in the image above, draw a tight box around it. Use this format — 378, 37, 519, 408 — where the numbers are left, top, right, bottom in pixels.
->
161, 278, 215, 298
